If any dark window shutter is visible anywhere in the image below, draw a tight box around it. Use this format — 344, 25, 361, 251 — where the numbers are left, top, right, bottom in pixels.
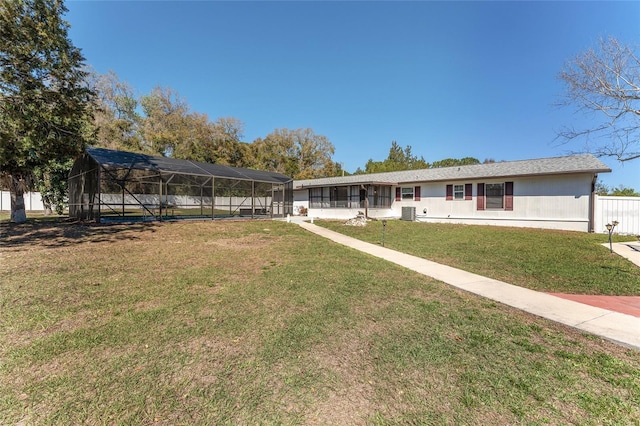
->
465, 183, 472, 200
414, 186, 421, 201
395, 187, 401, 201
477, 183, 485, 210
446, 184, 453, 201
505, 181, 514, 211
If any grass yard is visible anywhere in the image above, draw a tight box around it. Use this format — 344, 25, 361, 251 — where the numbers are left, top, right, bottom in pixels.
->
318, 220, 640, 296
1, 218, 639, 424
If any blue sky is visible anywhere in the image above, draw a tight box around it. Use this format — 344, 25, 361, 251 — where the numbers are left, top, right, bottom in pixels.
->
66, 1, 639, 189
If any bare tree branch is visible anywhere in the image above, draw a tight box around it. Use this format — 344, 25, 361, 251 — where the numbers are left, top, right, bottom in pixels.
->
556, 37, 640, 162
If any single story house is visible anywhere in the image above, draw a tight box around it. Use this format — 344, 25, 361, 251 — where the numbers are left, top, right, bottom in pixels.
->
293, 154, 611, 232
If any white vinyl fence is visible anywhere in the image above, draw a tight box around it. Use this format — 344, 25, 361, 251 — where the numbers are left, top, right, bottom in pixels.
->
0, 190, 46, 211
1, 190, 273, 215
594, 196, 640, 236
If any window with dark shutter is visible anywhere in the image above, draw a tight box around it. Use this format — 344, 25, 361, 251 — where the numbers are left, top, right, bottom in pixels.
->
414, 186, 421, 201
486, 183, 504, 209
395, 187, 401, 201
401, 187, 414, 199
453, 184, 464, 199
477, 183, 485, 210
505, 181, 514, 211
446, 184, 453, 200
465, 183, 472, 200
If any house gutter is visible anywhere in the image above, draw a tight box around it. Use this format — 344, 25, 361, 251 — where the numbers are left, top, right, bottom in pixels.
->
589, 174, 597, 233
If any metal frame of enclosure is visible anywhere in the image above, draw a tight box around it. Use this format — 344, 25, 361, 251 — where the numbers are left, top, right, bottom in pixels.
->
68, 147, 293, 222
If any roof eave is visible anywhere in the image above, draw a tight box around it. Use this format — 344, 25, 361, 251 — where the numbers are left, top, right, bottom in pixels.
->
295, 180, 398, 189
394, 168, 612, 184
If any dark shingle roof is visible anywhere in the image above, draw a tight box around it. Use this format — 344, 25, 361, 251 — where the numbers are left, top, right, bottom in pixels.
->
294, 154, 610, 188
86, 147, 292, 184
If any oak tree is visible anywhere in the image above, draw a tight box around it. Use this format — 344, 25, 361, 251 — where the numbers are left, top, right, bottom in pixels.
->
0, 0, 93, 222
252, 128, 336, 179
87, 69, 142, 152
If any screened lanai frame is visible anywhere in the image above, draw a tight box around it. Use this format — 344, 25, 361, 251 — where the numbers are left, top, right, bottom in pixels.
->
68, 147, 293, 222
306, 183, 394, 209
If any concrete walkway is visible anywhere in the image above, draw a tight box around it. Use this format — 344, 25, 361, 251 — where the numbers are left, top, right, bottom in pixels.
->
607, 241, 640, 268
291, 219, 640, 350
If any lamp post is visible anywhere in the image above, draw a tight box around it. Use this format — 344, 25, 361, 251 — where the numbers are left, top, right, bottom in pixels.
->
606, 220, 619, 253
382, 219, 387, 247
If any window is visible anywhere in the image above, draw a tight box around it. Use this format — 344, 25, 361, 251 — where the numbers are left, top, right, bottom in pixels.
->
446, 184, 472, 201
373, 186, 392, 207
310, 185, 392, 208
331, 186, 348, 208
486, 183, 504, 209
477, 182, 514, 211
401, 187, 414, 200
453, 184, 464, 200
309, 187, 325, 208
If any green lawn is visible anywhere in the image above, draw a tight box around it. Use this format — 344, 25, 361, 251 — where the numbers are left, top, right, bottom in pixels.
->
1, 219, 639, 424
317, 219, 640, 296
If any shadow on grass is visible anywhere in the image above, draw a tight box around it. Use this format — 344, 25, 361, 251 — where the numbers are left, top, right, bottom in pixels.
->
0, 216, 159, 250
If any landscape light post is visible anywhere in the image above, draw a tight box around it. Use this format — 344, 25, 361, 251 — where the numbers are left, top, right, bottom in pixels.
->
382, 219, 387, 247
606, 220, 619, 253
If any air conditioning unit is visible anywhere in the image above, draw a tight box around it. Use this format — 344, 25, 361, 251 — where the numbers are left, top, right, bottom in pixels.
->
401, 206, 416, 221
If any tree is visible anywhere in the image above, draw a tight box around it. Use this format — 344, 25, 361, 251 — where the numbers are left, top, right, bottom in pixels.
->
558, 36, 640, 162
86, 69, 142, 152
596, 181, 640, 196
610, 185, 640, 197
139, 86, 191, 156
360, 141, 429, 174
169, 111, 216, 161
431, 157, 480, 168
139, 87, 249, 166
611, 185, 640, 197
594, 181, 610, 196
33, 158, 74, 214
202, 117, 248, 167
251, 128, 336, 179
168, 114, 249, 167
354, 142, 481, 173
0, 0, 93, 222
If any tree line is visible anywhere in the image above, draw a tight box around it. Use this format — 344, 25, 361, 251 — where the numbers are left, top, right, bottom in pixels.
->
88, 71, 342, 179
595, 183, 640, 197
355, 141, 493, 174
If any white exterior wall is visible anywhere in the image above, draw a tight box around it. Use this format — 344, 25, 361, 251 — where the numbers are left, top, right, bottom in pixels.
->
595, 196, 640, 235
0, 191, 46, 211
292, 187, 394, 219
295, 174, 598, 232
404, 174, 593, 232
302, 207, 396, 220
293, 189, 309, 215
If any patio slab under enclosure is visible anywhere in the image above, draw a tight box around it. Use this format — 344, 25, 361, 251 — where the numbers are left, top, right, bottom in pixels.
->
68, 147, 293, 222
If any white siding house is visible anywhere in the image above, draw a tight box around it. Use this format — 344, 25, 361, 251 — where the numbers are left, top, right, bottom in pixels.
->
293, 154, 611, 232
